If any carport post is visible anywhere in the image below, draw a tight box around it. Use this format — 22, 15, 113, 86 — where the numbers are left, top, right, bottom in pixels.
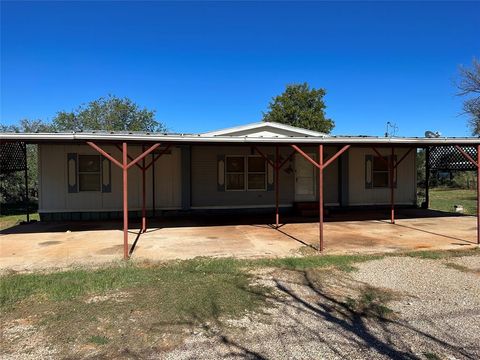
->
477, 145, 480, 246
122, 142, 129, 260
141, 145, 147, 233
425, 147, 430, 208
291, 144, 350, 252
319, 144, 324, 252
390, 147, 395, 224
275, 145, 280, 228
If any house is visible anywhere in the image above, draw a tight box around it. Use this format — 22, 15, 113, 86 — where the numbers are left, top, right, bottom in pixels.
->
1, 121, 478, 257
33, 121, 418, 219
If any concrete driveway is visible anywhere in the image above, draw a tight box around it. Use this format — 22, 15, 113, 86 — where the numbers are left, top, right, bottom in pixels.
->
0, 210, 477, 272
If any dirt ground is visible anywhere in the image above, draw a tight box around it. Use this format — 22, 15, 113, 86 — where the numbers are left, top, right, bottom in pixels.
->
0, 209, 477, 272
2, 254, 479, 359
162, 255, 480, 360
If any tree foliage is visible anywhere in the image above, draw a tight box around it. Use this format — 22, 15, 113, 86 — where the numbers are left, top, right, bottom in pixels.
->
457, 58, 480, 135
262, 83, 334, 133
1, 96, 165, 205
52, 95, 166, 132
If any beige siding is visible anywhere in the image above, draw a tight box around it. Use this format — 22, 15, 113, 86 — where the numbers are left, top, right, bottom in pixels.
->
191, 145, 295, 208
347, 147, 416, 205
38, 144, 181, 212
190, 145, 339, 208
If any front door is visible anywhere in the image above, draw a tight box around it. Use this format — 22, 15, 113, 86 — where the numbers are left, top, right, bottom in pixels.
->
294, 153, 316, 201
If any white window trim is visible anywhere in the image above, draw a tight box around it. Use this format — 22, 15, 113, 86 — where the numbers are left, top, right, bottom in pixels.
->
224, 155, 267, 192
78, 154, 102, 192
372, 155, 397, 189
246, 155, 267, 191
225, 155, 246, 191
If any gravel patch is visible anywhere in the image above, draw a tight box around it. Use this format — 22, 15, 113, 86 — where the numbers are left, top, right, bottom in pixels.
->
0, 319, 58, 360
162, 256, 480, 360
445, 255, 480, 272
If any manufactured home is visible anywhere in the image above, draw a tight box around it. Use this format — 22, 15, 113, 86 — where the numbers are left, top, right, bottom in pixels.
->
34, 122, 418, 219
1, 121, 479, 258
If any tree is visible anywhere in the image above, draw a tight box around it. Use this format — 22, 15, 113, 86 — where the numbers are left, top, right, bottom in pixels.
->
457, 58, 480, 135
52, 95, 166, 132
262, 83, 334, 133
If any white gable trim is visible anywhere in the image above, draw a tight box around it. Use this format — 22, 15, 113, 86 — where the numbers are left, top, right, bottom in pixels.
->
200, 121, 328, 138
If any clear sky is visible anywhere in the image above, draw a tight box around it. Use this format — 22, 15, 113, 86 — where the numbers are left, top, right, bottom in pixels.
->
1, 1, 479, 136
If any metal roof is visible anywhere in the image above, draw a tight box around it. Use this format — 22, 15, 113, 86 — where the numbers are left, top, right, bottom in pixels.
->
0, 131, 478, 146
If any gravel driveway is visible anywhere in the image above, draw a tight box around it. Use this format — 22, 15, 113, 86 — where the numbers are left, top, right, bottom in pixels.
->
163, 255, 480, 360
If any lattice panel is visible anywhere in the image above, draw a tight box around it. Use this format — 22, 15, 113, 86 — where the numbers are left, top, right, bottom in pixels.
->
0, 142, 27, 174
428, 146, 477, 171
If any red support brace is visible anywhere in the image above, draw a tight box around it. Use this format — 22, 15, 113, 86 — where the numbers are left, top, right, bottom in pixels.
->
144, 145, 172, 170
252, 146, 275, 167
115, 144, 143, 170
290, 144, 351, 252
323, 145, 351, 169
291, 145, 320, 169
87, 142, 123, 169
87, 141, 165, 259
394, 148, 413, 169
126, 144, 160, 170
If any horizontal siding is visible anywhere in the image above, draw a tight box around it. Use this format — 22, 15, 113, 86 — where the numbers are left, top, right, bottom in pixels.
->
348, 147, 416, 206
38, 144, 181, 212
191, 145, 339, 208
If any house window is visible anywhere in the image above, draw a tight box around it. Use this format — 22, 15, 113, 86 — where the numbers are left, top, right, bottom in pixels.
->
225, 156, 267, 191
226, 156, 245, 190
78, 155, 101, 191
247, 156, 266, 190
366, 155, 397, 188
372, 156, 389, 188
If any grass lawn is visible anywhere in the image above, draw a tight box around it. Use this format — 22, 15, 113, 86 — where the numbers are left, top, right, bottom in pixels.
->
1, 202, 39, 230
0, 213, 39, 231
1, 248, 478, 358
429, 188, 477, 215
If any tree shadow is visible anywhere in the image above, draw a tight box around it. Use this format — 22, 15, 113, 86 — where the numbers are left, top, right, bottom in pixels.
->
226, 268, 477, 359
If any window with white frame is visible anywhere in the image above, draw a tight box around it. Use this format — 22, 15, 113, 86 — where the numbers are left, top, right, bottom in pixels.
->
225, 156, 267, 191
78, 155, 101, 191
225, 156, 245, 190
365, 155, 397, 188
247, 156, 266, 190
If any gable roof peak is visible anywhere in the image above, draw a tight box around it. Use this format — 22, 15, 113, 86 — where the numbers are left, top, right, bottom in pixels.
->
200, 121, 328, 138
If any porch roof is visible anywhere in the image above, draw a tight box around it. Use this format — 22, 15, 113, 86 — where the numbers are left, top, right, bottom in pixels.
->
0, 131, 478, 146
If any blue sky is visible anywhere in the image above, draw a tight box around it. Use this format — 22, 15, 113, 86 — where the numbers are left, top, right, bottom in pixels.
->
1, 1, 479, 136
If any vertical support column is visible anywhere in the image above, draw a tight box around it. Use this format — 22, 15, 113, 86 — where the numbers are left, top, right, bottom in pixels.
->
122, 142, 129, 260
477, 144, 480, 246
425, 146, 430, 209
319, 144, 324, 252
152, 153, 156, 218
142, 145, 147, 233
275, 145, 280, 228
390, 147, 395, 224
23, 143, 29, 223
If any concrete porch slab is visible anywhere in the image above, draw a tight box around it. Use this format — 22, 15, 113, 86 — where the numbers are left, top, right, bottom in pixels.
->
0, 210, 476, 272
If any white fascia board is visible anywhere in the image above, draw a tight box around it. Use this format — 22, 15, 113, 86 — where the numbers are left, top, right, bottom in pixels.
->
0, 132, 479, 145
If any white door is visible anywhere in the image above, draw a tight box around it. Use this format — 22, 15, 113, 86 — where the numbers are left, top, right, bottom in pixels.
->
295, 153, 316, 201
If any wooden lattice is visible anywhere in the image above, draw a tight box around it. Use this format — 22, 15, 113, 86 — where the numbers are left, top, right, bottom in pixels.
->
428, 146, 477, 171
0, 142, 27, 174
